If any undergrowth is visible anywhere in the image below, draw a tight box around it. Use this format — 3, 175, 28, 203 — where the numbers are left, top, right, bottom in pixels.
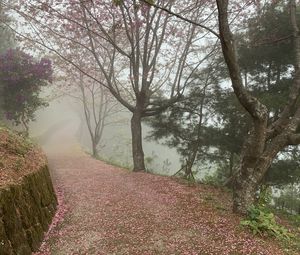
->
240, 205, 293, 239
0, 126, 33, 156
240, 186, 300, 254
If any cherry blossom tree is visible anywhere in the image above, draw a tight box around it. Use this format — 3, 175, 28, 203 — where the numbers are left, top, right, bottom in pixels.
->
6, 0, 300, 215
6, 0, 215, 171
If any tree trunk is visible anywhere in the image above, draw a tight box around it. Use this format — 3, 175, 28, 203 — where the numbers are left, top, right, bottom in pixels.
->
21, 113, 29, 137
92, 139, 98, 158
229, 152, 234, 178
131, 110, 145, 172
232, 133, 285, 214
232, 173, 258, 214
184, 159, 194, 179
232, 132, 262, 214
232, 154, 270, 214
184, 143, 199, 180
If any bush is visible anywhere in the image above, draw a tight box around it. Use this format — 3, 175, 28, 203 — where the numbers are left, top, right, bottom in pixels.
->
240, 185, 295, 240
241, 205, 293, 240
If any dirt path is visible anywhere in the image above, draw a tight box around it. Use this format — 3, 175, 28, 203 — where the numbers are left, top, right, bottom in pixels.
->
35, 125, 286, 255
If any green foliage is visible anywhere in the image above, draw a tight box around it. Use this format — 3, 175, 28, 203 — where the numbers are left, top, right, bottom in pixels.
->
265, 152, 300, 187
239, 3, 293, 73
241, 205, 293, 240
146, 65, 220, 175
273, 185, 300, 214
240, 188, 295, 241
145, 155, 155, 169
214, 2, 300, 188
236, 2, 298, 116
144, 151, 158, 173
240, 186, 297, 242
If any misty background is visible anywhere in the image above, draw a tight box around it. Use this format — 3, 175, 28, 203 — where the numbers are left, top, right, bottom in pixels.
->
29, 89, 213, 178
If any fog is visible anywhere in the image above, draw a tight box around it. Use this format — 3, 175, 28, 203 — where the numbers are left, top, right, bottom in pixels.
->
28, 92, 190, 176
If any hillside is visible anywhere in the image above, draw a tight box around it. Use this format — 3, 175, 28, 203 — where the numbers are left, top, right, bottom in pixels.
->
0, 127, 47, 186
0, 127, 57, 254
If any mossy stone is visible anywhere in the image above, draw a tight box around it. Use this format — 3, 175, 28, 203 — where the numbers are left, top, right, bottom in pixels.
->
0, 218, 14, 255
0, 165, 57, 254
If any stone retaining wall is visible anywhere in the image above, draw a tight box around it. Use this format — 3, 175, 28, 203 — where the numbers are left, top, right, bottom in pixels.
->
0, 166, 57, 255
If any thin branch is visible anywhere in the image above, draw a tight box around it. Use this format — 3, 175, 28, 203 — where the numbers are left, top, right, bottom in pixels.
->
140, 0, 220, 39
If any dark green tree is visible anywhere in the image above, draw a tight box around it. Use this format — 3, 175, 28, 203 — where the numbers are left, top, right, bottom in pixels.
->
210, 3, 300, 189
148, 2, 300, 193
147, 65, 220, 179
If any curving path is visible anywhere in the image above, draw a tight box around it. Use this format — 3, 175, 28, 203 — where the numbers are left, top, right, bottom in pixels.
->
34, 124, 286, 255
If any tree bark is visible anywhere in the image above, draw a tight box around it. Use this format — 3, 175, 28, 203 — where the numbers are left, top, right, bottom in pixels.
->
232, 128, 289, 214
217, 0, 279, 214
131, 110, 145, 172
229, 152, 234, 177
215, 0, 300, 214
184, 140, 200, 180
92, 139, 98, 158
232, 134, 262, 214
232, 175, 257, 214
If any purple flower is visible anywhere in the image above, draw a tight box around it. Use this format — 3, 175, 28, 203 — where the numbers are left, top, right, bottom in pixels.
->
0, 48, 53, 86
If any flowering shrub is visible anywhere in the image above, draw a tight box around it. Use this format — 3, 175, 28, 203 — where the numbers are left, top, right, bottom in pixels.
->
0, 49, 52, 133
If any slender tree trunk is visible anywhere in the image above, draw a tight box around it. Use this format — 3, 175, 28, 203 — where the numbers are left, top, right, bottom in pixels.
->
184, 143, 199, 179
92, 139, 98, 158
223, 152, 235, 189
185, 158, 194, 178
21, 113, 29, 137
131, 110, 145, 172
229, 152, 234, 178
